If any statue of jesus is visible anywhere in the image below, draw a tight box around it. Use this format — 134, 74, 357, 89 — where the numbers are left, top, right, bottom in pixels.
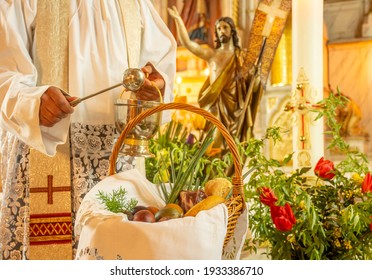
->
169, 6, 264, 150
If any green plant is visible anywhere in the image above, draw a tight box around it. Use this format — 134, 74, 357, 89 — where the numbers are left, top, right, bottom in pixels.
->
96, 186, 138, 214
144, 93, 372, 259
146, 120, 230, 204
244, 92, 372, 260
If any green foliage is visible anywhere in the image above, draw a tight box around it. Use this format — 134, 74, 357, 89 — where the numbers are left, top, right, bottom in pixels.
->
143, 92, 372, 259
244, 91, 372, 260
145, 120, 231, 204
96, 186, 138, 214
316, 90, 369, 175
165, 128, 215, 203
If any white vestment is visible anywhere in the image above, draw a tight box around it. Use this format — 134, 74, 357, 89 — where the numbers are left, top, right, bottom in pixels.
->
0, 0, 175, 155
0, 0, 176, 259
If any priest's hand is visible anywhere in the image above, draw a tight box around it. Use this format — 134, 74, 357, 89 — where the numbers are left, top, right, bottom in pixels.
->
136, 63, 165, 102
39, 86, 75, 127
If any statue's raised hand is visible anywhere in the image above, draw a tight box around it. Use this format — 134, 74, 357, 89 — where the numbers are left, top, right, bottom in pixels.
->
167, 6, 180, 19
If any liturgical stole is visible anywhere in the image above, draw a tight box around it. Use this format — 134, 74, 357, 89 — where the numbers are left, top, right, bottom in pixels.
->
31, 0, 143, 216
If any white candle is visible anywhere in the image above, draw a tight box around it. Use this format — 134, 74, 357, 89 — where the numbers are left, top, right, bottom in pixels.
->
292, 0, 324, 169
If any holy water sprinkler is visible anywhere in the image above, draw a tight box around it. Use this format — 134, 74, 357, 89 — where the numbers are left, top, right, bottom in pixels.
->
66, 68, 145, 106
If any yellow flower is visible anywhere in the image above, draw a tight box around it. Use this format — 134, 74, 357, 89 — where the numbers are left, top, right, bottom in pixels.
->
344, 190, 353, 199
286, 234, 296, 243
204, 141, 222, 157
334, 228, 342, 238
299, 200, 306, 209
156, 149, 169, 163
191, 114, 206, 130
171, 111, 194, 131
153, 166, 169, 184
344, 240, 352, 250
159, 168, 169, 182
334, 239, 341, 248
259, 240, 271, 248
352, 173, 363, 185
174, 95, 187, 103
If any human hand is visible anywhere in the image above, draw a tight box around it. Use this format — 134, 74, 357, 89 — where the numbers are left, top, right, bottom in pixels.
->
39, 86, 75, 127
167, 6, 180, 20
136, 63, 165, 102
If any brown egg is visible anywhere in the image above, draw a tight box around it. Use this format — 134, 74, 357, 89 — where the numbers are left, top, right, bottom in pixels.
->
154, 207, 182, 222
163, 203, 184, 216
157, 216, 172, 222
147, 206, 159, 215
131, 205, 148, 215
133, 209, 156, 223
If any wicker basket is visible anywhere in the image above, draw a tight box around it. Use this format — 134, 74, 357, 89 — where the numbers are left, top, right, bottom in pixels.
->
109, 102, 245, 249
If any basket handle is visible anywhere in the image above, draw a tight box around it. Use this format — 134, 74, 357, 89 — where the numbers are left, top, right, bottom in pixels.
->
109, 102, 244, 197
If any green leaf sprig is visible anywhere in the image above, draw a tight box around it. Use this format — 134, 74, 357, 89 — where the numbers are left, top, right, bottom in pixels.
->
96, 186, 138, 214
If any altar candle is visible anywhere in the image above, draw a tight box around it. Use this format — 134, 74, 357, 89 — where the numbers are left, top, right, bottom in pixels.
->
292, 0, 324, 169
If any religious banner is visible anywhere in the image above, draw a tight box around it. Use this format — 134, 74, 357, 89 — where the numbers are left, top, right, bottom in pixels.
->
236, 0, 292, 139
243, 0, 292, 86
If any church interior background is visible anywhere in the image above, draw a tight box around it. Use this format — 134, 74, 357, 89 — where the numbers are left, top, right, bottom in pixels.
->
1, 0, 372, 260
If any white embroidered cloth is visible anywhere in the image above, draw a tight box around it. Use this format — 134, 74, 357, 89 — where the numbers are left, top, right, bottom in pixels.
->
75, 169, 231, 260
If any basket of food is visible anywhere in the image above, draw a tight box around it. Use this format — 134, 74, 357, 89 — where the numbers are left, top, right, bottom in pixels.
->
75, 102, 247, 260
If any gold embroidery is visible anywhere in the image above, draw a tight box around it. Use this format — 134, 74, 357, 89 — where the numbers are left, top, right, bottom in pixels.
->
30, 0, 71, 244
118, 0, 142, 68
34, 0, 69, 90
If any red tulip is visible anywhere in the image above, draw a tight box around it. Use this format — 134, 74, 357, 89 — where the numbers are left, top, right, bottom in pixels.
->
369, 223, 372, 232
259, 187, 278, 207
362, 173, 372, 193
270, 203, 296, 232
314, 157, 335, 180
